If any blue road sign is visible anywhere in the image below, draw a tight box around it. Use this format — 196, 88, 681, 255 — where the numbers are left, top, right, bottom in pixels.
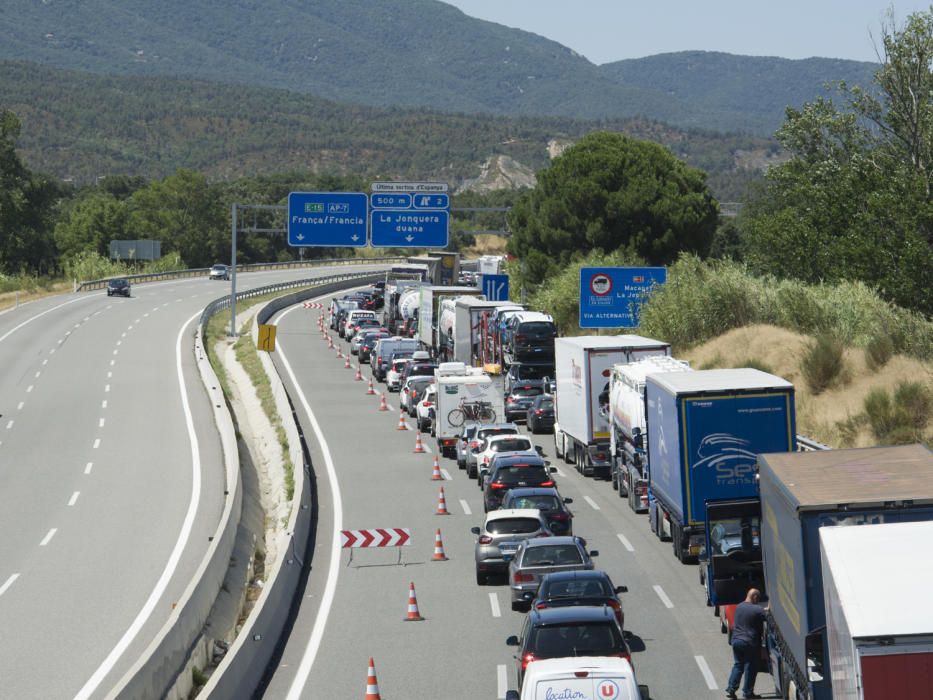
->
370, 186, 449, 248
579, 267, 667, 328
287, 192, 368, 247
481, 274, 509, 301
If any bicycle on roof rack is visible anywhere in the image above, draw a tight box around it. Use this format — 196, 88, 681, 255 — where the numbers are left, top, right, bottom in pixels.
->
448, 399, 497, 427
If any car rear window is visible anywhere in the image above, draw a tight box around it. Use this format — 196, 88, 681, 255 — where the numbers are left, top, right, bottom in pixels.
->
529, 622, 624, 656
517, 322, 556, 337
545, 578, 612, 599
521, 545, 583, 566
478, 427, 517, 440
496, 466, 549, 483
487, 518, 542, 535
491, 438, 532, 452
511, 386, 544, 397
408, 365, 436, 377
537, 398, 554, 409
509, 495, 561, 511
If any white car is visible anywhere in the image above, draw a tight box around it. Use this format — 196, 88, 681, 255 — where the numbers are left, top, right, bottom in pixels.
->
401, 375, 434, 415
386, 358, 411, 392
416, 384, 437, 432
477, 434, 538, 483
208, 263, 229, 280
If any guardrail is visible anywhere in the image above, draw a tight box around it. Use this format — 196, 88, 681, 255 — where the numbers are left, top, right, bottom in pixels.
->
109, 265, 385, 699
75, 256, 406, 292
796, 434, 831, 451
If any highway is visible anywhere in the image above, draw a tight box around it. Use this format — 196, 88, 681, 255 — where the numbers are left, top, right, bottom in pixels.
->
0, 265, 386, 699
263, 292, 742, 700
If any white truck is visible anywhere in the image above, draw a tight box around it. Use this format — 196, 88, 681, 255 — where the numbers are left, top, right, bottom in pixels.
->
418, 285, 484, 357
608, 355, 691, 512
453, 297, 519, 369
477, 254, 505, 277
819, 520, 933, 700
554, 335, 671, 478
433, 362, 504, 458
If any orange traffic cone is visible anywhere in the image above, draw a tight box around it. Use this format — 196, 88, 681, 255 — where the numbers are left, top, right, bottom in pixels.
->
355, 365, 363, 381
435, 486, 450, 515
327, 336, 334, 349
378, 394, 389, 411
367, 378, 376, 395
414, 432, 426, 453
397, 409, 408, 430
344, 355, 351, 369
365, 657, 382, 699
404, 581, 424, 621
430, 454, 443, 481
432, 529, 448, 561
337, 346, 343, 359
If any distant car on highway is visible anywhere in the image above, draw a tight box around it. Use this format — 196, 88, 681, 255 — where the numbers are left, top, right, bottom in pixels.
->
507, 536, 598, 611
471, 509, 552, 585
208, 263, 229, 280
106, 278, 131, 297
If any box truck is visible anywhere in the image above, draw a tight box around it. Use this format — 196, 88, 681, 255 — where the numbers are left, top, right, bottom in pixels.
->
820, 521, 933, 700
452, 297, 518, 368
646, 369, 796, 563
608, 355, 692, 512
433, 362, 504, 458
756, 444, 933, 700
554, 336, 671, 479
418, 285, 483, 356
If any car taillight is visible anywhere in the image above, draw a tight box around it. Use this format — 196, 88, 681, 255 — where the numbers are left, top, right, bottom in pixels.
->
594, 452, 606, 461
490, 482, 506, 490
521, 652, 536, 670
470, 441, 480, 449
514, 572, 534, 583
483, 456, 489, 465
539, 480, 554, 487
535, 602, 547, 610
410, 389, 416, 397
516, 335, 527, 341
534, 409, 544, 415
550, 512, 569, 521
506, 397, 514, 404
478, 535, 492, 544
423, 401, 433, 407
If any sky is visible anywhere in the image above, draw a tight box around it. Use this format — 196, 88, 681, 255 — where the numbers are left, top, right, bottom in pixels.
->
442, 1, 933, 64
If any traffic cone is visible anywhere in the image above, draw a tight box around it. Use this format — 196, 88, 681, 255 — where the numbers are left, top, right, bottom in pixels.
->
327, 336, 334, 349
435, 486, 450, 515
355, 365, 363, 381
397, 409, 408, 430
430, 454, 443, 481
432, 529, 448, 561
414, 432, 426, 453
365, 657, 381, 699
404, 582, 424, 621
344, 355, 351, 369
378, 393, 389, 411
367, 378, 376, 395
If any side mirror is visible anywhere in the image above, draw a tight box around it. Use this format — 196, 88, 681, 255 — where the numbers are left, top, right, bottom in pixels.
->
470, 527, 481, 535
563, 497, 573, 504
589, 550, 599, 557
506, 635, 520, 646
616, 585, 628, 594
638, 684, 650, 699
535, 446, 544, 455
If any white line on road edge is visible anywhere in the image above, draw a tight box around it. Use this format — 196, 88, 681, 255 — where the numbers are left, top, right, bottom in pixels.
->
440, 468, 452, 481
277, 304, 344, 700
68, 491, 80, 506
0, 294, 94, 346
92, 438, 101, 449
40, 528, 57, 546
0, 573, 19, 596
653, 584, 675, 609
584, 495, 601, 510
695, 655, 719, 690
616, 533, 635, 552
74, 310, 203, 700
497, 664, 508, 699
489, 592, 501, 618
460, 499, 473, 515
84, 462, 93, 475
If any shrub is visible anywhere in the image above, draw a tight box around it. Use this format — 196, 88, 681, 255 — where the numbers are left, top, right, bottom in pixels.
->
800, 334, 847, 394
863, 388, 898, 440
864, 382, 932, 444
864, 333, 894, 370
738, 358, 774, 374
893, 381, 933, 432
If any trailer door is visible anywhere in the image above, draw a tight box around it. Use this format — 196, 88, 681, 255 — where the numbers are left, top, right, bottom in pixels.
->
704, 498, 765, 606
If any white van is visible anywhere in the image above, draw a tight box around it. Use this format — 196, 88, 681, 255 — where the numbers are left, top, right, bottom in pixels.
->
505, 657, 649, 700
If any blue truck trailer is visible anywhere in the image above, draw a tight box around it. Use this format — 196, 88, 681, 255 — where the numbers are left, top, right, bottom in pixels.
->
757, 444, 933, 700
645, 368, 796, 563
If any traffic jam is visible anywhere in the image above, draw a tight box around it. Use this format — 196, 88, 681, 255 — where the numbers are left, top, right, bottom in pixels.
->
315, 260, 933, 700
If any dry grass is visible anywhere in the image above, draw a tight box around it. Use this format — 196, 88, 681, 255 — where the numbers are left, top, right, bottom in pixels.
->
0, 282, 73, 312
681, 324, 933, 447
463, 234, 509, 256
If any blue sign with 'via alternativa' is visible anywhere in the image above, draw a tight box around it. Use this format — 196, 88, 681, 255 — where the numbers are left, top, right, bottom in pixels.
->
579, 266, 667, 328
370, 182, 449, 248
287, 192, 368, 247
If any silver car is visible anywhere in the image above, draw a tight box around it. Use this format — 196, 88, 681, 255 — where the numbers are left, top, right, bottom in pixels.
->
507, 536, 598, 611
471, 509, 551, 585
456, 424, 479, 469
465, 423, 520, 479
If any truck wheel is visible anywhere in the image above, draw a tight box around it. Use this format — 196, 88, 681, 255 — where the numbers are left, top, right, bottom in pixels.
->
554, 432, 563, 459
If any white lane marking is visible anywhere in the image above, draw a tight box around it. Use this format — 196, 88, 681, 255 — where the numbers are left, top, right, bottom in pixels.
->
440, 468, 452, 481
105, 385, 110, 393
107, 371, 112, 379
49, 348, 55, 355
554, 467, 566, 477
68, 491, 80, 506
460, 499, 472, 515
695, 655, 718, 690
34, 371, 40, 378
75, 310, 203, 700
26, 385, 33, 393
17, 401, 23, 410
0, 294, 93, 346
112, 349, 118, 356
84, 462, 93, 475
617, 533, 635, 552
489, 592, 501, 618
99, 418, 105, 428
0, 574, 20, 596
83, 316, 89, 322
5, 420, 13, 430
116, 340, 122, 346
143, 313, 149, 317
584, 495, 601, 510
497, 665, 508, 699
40, 528, 57, 546
134, 319, 140, 323
92, 439, 101, 449
653, 584, 675, 609
57, 339, 63, 344
102, 400, 107, 409
121, 332, 126, 338
42, 359, 48, 365
109, 359, 115, 366
278, 304, 344, 700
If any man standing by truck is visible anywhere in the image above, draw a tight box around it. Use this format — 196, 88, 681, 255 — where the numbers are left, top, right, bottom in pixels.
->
726, 588, 767, 699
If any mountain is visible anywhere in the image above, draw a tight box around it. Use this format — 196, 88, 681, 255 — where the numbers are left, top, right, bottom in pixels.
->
0, 0, 878, 135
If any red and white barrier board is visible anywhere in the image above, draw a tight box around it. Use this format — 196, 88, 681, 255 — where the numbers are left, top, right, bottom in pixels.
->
341, 528, 411, 548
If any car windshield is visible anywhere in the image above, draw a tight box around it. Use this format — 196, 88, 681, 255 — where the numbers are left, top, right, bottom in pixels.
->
491, 438, 532, 452
544, 578, 611, 599
511, 386, 544, 398
521, 545, 583, 566
487, 518, 541, 535
529, 622, 623, 657
509, 495, 561, 511
495, 466, 548, 483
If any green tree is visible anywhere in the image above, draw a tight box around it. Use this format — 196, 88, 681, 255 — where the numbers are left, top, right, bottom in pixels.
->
54, 191, 128, 261
506, 131, 718, 283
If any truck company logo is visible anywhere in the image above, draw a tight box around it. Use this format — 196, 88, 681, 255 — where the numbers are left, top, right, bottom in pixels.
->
693, 433, 757, 483
543, 689, 587, 700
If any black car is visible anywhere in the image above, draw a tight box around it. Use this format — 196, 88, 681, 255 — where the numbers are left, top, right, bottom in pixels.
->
526, 394, 555, 434
531, 570, 627, 628
506, 606, 631, 687
505, 362, 554, 395
483, 455, 555, 512
106, 278, 131, 297
358, 331, 389, 364
500, 487, 573, 535
505, 381, 547, 422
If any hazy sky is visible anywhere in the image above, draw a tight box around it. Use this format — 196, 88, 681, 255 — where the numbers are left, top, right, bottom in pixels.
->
442, 1, 933, 64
